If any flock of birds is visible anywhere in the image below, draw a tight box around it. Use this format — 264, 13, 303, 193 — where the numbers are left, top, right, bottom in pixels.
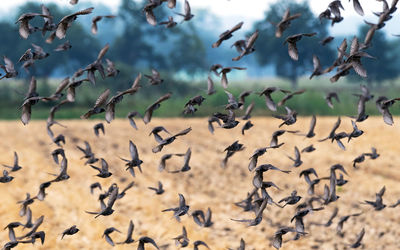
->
1, 0, 400, 249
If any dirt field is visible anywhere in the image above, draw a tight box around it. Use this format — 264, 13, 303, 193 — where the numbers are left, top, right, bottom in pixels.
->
0, 117, 399, 250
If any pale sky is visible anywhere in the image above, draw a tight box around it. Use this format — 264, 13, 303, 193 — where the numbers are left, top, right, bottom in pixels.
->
0, 0, 398, 35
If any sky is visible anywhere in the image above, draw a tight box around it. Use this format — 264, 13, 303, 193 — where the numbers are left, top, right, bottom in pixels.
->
1, 0, 398, 36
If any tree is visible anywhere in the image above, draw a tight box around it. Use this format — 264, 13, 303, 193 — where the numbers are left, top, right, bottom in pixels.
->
10, 2, 101, 77
111, 0, 169, 69
356, 25, 399, 85
253, 0, 334, 88
168, 22, 207, 75
112, 0, 207, 75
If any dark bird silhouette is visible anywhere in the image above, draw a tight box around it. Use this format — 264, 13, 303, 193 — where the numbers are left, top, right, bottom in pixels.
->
61, 225, 79, 239
241, 121, 253, 135
270, 129, 297, 148
143, 93, 172, 124
83, 44, 110, 85
117, 181, 135, 199
207, 116, 221, 134
299, 168, 318, 185
90, 158, 112, 178
50, 157, 70, 182
103, 227, 121, 246
222, 140, 244, 168
91, 15, 116, 35
0, 56, 18, 81
291, 207, 323, 233
56, 7, 94, 39
275, 8, 301, 38
16, 12, 50, 39
120, 140, 143, 177
2, 152, 22, 172
148, 181, 165, 195
54, 40, 72, 51
194, 240, 210, 250
336, 212, 362, 237
93, 123, 105, 137
272, 227, 302, 249
309, 55, 324, 79
364, 147, 379, 159
86, 184, 119, 218
279, 191, 302, 207
159, 16, 177, 28
0, 170, 14, 183
232, 29, 259, 61
325, 92, 340, 109
150, 126, 171, 143
284, 33, 317, 61
350, 0, 364, 16
162, 193, 190, 222
173, 226, 189, 247
273, 106, 297, 127
212, 21, 243, 48
105, 58, 120, 77
152, 127, 192, 153
219, 66, 246, 89
191, 208, 213, 227
183, 95, 205, 115
259, 87, 290, 111
145, 69, 163, 85
320, 36, 334, 45
90, 182, 102, 194
348, 228, 365, 248
77, 141, 98, 165
248, 147, 268, 171
17, 215, 44, 240
169, 148, 192, 173
348, 120, 363, 141
363, 186, 386, 210
4, 222, 23, 242
319, 116, 341, 142
81, 89, 110, 119
175, 0, 194, 22
241, 102, 254, 120
287, 146, 302, 167
36, 181, 51, 201
376, 96, 400, 125
158, 154, 173, 172
117, 220, 135, 244
301, 144, 315, 153
278, 89, 306, 106
389, 199, 400, 208
127, 111, 141, 130
207, 76, 216, 95
352, 154, 365, 168
104, 82, 141, 124
137, 236, 159, 250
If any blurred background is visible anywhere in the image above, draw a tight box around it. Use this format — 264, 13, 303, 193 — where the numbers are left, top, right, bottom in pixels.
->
1, 0, 400, 119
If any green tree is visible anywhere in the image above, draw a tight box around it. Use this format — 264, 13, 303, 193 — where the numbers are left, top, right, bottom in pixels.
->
168, 22, 207, 75
357, 25, 399, 85
253, 0, 334, 88
112, 0, 207, 75
111, 0, 168, 68
10, 2, 101, 77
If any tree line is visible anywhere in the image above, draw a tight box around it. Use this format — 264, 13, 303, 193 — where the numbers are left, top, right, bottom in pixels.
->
0, 0, 399, 92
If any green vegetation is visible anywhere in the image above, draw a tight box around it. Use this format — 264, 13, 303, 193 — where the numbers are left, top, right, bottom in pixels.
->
3, 76, 400, 121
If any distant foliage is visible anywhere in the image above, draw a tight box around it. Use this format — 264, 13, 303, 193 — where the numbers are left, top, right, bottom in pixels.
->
253, 0, 335, 88
355, 25, 400, 84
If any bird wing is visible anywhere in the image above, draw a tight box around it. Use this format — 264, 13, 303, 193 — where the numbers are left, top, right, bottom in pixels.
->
129, 140, 139, 160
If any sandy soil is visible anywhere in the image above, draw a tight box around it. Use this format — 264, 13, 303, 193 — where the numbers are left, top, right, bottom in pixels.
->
0, 117, 399, 250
